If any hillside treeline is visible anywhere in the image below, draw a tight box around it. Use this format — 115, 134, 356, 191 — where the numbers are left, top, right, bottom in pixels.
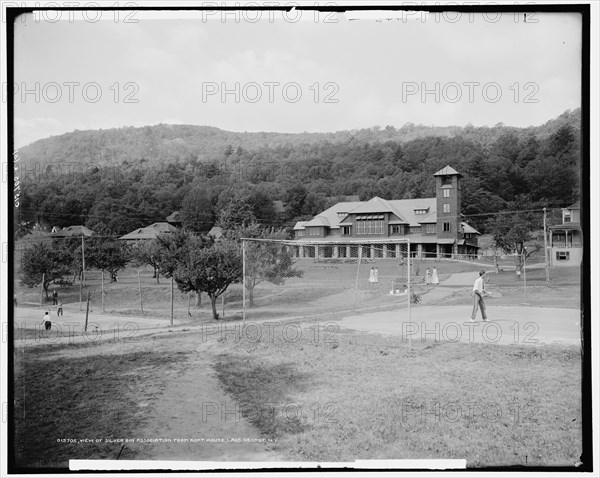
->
14, 109, 581, 237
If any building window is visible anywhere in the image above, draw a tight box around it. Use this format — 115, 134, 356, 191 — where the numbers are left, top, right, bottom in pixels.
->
424, 224, 435, 234
342, 226, 351, 235
409, 226, 422, 234
356, 214, 385, 235
443, 189, 450, 198
390, 225, 403, 235
296, 230, 305, 237
443, 203, 450, 213
308, 227, 320, 236
556, 251, 570, 261
414, 209, 428, 215
442, 176, 452, 185
338, 212, 347, 218
443, 222, 451, 232
564, 211, 571, 223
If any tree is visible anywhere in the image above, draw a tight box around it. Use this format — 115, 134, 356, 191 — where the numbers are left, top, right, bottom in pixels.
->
19, 242, 73, 299
228, 223, 303, 307
174, 239, 243, 320
216, 196, 256, 229
85, 238, 130, 282
181, 188, 215, 233
130, 240, 164, 283
486, 196, 541, 277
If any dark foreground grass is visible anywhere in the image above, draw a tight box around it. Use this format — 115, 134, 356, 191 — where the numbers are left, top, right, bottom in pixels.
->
13, 341, 190, 469
213, 326, 582, 467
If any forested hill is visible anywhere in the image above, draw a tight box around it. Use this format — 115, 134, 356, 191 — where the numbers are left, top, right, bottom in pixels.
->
17, 109, 580, 170
15, 108, 581, 238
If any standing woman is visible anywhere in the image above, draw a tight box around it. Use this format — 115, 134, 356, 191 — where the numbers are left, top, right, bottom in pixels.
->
425, 268, 431, 285
431, 267, 439, 285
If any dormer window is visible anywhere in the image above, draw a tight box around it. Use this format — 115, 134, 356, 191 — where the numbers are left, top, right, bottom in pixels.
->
564, 211, 571, 223
338, 212, 347, 218
414, 209, 428, 215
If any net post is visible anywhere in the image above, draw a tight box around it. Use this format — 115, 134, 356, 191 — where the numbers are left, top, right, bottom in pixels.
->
407, 240, 412, 352
353, 245, 363, 310
242, 239, 246, 322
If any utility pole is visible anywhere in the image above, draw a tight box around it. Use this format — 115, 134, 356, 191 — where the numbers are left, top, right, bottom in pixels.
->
101, 270, 105, 312
242, 240, 246, 322
170, 275, 174, 326
40, 272, 45, 307
543, 207, 550, 286
81, 235, 86, 287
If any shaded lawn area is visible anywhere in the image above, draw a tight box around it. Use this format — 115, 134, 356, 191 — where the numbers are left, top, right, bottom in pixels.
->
213, 326, 581, 467
13, 340, 189, 469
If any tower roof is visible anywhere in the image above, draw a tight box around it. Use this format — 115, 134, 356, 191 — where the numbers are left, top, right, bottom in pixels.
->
433, 165, 462, 177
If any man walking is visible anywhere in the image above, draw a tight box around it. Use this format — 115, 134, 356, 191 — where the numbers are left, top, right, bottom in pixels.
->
471, 270, 488, 321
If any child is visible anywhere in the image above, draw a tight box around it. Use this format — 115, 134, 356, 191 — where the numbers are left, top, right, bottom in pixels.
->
57, 300, 63, 316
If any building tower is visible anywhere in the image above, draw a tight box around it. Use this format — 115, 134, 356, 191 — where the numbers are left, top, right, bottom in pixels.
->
433, 166, 462, 255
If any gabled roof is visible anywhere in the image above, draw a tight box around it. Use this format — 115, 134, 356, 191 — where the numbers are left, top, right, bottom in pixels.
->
433, 165, 462, 177
166, 211, 182, 223
52, 225, 95, 238
293, 221, 308, 231
346, 197, 401, 216
565, 201, 580, 210
294, 201, 363, 230
294, 197, 438, 230
208, 226, 223, 239
304, 215, 330, 227
119, 222, 177, 240
461, 222, 480, 234
388, 198, 437, 226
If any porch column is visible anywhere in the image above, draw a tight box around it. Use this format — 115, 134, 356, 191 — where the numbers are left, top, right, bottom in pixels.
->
417, 244, 422, 258
346, 245, 350, 257
300, 245, 305, 258
396, 243, 400, 258
333, 246, 339, 259
370, 244, 375, 259
315, 245, 319, 261
383, 244, 387, 258
436, 244, 441, 258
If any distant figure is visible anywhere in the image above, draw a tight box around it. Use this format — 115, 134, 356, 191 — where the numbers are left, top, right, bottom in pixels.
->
57, 300, 63, 316
374, 267, 379, 283
431, 267, 439, 285
111, 272, 118, 283
471, 270, 488, 322
41, 311, 52, 331
368, 267, 376, 283
52, 290, 58, 305
425, 268, 431, 285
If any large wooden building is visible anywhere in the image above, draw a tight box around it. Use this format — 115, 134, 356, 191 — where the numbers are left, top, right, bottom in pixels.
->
292, 166, 480, 259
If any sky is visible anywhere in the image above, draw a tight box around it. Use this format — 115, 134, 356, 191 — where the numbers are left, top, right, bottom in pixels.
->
12, 6, 583, 148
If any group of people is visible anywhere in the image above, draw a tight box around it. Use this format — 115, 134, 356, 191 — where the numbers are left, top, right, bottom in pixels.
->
368, 267, 379, 283
41, 291, 65, 332
424, 267, 439, 285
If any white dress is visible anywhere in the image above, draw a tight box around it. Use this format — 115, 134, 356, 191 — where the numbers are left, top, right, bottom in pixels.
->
431, 269, 439, 285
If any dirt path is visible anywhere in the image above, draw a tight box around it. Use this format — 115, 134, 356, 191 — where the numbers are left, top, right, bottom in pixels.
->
337, 271, 581, 347
129, 341, 282, 462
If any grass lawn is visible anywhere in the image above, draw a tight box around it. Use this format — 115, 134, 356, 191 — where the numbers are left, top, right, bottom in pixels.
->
213, 325, 582, 466
13, 321, 582, 468
13, 338, 190, 468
